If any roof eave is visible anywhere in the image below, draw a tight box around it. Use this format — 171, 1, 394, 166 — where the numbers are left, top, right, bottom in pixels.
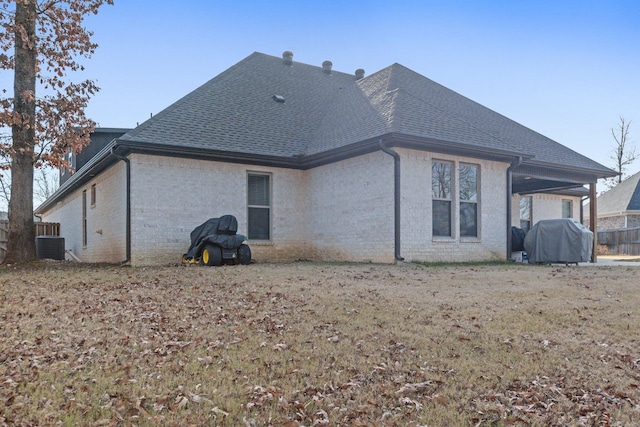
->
35, 140, 119, 214
519, 159, 618, 181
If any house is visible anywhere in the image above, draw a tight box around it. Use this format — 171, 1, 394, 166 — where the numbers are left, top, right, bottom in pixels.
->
35, 51, 616, 265
584, 171, 640, 229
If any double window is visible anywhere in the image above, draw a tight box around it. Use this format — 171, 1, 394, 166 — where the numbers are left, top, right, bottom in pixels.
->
432, 161, 479, 238
247, 173, 271, 240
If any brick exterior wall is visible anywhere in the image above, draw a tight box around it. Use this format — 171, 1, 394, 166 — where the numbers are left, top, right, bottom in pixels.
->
399, 149, 508, 262
42, 151, 583, 266
511, 193, 582, 228
596, 214, 640, 230
306, 152, 395, 263
39, 162, 127, 263
128, 154, 308, 265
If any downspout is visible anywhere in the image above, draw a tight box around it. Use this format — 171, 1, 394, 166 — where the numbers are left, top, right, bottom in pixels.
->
506, 156, 523, 261
379, 141, 404, 261
110, 147, 131, 264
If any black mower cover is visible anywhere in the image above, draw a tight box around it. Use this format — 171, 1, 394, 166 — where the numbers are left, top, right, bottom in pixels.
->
183, 215, 246, 259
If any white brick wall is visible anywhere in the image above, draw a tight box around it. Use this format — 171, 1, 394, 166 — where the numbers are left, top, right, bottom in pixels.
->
40, 162, 126, 263
511, 193, 582, 228
128, 154, 308, 265
44, 150, 582, 266
399, 149, 508, 262
306, 152, 395, 263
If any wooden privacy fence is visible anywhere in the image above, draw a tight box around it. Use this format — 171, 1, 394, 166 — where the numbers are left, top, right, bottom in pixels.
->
0, 220, 60, 262
597, 226, 640, 256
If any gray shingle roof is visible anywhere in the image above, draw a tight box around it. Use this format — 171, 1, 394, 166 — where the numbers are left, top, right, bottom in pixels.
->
119, 52, 613, 176
595, 171, 640, 215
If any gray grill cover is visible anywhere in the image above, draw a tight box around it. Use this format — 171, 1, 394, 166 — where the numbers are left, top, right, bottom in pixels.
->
524, 219, 593, 263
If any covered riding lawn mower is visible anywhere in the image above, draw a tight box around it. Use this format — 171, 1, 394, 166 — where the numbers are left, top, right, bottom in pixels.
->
182, 215, 251, 266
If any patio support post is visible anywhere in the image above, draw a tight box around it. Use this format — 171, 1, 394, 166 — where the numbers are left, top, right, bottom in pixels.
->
506, 157, 523, 261
589, 182, 598, 263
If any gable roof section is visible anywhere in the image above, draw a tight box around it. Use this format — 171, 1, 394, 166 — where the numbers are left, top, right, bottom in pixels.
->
118, 52, 613, 178
593, 171, 640, 216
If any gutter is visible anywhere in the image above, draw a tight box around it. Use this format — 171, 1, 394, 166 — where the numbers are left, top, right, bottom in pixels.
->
506, 156, 523, 260
379, 141, 404, 262
110, 146, 131, 264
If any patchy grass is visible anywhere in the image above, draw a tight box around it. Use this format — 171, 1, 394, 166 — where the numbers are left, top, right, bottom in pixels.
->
414, 260, 513, 268
1, 261, 639, 426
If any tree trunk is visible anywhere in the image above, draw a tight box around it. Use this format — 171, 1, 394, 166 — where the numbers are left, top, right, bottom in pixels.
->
5, 0, 38, 264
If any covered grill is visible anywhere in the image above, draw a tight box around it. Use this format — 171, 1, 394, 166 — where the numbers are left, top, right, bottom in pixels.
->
524, 219, 593, 264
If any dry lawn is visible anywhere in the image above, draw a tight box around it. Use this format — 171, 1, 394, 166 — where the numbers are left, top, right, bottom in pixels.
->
1, 261, 639, 426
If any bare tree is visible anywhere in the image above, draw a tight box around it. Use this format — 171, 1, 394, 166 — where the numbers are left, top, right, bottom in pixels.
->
0, 134, 9, 212
0, 173, 9, 213
609, 116, 636, 185
34, 168, 58, 206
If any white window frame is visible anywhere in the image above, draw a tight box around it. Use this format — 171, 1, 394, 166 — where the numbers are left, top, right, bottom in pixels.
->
519, 196, 532, 233
247, 172, 272, 241
432, 160, 453, 238
562, 199, 573, 219
459, 163, 480, 238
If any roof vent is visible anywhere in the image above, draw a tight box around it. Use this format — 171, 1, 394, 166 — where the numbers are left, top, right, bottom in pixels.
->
322, 60, 332, 74
355, 69, 365, 80
282, 50, 293, 65
272, 94, 285, 103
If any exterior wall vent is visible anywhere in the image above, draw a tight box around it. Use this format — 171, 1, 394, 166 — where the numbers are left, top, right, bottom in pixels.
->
355, 69, 365, 80
322, 60, 332, 74
282, 51, 293, 65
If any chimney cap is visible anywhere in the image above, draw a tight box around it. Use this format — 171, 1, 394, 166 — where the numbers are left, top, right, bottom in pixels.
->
355, 69, 365, 80
282, 51, 293, 65
322, 60, 332, 74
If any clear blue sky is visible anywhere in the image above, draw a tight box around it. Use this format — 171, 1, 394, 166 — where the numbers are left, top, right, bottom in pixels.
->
9, 1, 640, 179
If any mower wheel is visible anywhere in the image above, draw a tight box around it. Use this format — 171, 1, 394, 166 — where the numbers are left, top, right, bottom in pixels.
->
201, 244, 222, 266
238, 244, 252, 265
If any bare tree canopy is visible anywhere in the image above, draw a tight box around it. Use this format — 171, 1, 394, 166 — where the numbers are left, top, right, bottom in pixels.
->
0, 0, 112, 263
609, 116, 636, 186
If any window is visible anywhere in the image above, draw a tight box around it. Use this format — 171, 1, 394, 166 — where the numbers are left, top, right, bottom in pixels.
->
247, 173, 271, 240
82, 189, 87, 247
61, 150, 75, 177
562, 199, 573, 218
460, 164, 479, 237
519, 196, 532, 233
432, 161, 452, 237
90, 184, 96, 207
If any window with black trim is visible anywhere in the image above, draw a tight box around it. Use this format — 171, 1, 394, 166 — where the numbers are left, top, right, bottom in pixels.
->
247, 173, 271, 240
432, 161, 452, 237
460, 163, 479, 237
90, 184, 96, 207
